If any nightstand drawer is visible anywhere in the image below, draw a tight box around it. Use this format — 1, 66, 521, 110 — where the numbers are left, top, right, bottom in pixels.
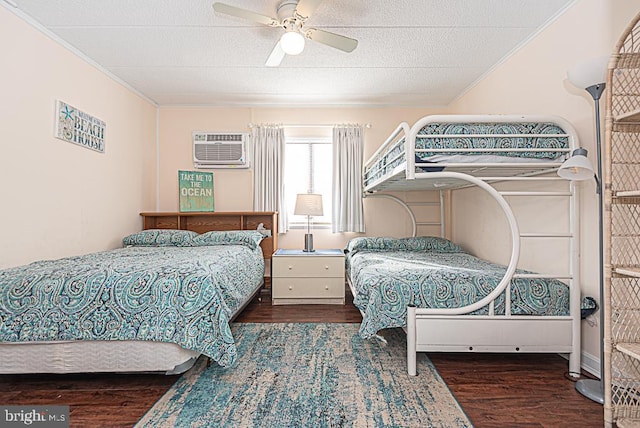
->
272, 256, 344, 278
272, 277, 345, 299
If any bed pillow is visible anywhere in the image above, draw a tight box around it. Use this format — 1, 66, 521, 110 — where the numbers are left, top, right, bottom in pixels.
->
346, 236, 465, 255
393, 236, 467, 253
345, 237, 397, 255
193, 230, 265, 250
122, 229, 198, 247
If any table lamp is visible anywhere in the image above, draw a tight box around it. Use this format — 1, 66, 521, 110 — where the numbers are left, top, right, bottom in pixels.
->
294, 193, 323, 252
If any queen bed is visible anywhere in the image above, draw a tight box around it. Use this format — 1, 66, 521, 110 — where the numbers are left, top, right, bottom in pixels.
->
0, 211, 277, 374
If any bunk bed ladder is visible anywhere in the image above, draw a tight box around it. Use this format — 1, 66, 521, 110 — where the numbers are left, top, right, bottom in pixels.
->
364, 191, 446, 238
497, 177, 581, 378
405, 191, 446, 238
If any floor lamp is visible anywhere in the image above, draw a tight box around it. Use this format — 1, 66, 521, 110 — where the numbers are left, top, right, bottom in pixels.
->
560, 56, 609, 404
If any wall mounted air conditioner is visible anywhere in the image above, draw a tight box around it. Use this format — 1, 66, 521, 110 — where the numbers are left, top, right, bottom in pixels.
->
192, 132, 249, 169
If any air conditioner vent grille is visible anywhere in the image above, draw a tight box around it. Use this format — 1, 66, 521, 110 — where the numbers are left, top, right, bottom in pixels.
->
194, 143, 243, 162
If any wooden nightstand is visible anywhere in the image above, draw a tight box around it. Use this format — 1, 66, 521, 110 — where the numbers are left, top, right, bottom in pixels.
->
271, 249, 345, 305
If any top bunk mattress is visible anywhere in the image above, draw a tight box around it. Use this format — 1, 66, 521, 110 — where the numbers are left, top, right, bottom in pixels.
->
414, 121, 569, 160
364, 116, 576, 190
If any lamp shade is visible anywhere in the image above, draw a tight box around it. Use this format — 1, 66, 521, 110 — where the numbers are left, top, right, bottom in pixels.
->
567, 56, 608, 89
280, 31, 305, 55
294, 193, 323, 216
558, 148, 595, 181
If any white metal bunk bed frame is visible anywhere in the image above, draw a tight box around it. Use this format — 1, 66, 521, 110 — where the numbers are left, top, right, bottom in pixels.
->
359, 115, 583, 377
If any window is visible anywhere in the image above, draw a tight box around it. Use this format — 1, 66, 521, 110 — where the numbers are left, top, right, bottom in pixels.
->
284, 137, 332, 228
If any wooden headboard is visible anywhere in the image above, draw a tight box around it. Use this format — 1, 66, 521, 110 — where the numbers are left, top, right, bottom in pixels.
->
139, 211, 278, 259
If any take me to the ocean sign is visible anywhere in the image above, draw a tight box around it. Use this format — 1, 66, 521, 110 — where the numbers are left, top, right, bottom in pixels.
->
55, 100, 106, 153
179, 170, 214, 212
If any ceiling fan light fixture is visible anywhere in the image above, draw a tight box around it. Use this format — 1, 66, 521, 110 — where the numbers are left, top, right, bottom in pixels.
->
280, 30, 305, 55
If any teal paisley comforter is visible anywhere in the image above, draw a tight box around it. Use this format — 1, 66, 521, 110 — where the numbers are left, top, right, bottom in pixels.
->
346, 237, 569, 339
364, 122, 569, 185
0, 230, 265, 367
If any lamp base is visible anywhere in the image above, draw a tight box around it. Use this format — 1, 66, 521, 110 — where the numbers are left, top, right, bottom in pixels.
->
303, 234, 315, 252
575, 378, 604, 404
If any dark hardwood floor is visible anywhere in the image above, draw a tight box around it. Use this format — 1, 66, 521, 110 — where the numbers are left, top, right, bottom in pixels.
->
0, 290, 604, 427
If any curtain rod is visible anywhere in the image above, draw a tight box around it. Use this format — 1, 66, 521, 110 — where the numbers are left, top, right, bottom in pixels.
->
247, 123, 372, 129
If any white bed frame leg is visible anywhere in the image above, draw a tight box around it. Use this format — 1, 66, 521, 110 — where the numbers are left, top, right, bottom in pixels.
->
568, 180, 581, 379
569, 351, 581, 378
407, 305, 417, 376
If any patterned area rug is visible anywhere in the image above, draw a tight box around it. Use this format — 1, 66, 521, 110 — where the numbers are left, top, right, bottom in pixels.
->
136, 323, 472, 427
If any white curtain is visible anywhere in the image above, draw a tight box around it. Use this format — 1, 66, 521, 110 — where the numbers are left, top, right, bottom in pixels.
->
332, 125, 365, 233
252, 125, 288, 232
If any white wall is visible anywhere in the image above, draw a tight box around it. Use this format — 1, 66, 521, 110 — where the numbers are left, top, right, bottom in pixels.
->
447, 0, 640, 373
0, 6, 157, 268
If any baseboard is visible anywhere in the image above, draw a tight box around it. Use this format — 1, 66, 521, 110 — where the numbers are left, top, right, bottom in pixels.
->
579, 350, 600, 378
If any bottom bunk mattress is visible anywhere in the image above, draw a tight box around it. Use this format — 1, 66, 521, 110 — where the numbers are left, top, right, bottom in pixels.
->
345, 236, 570, 339
0, 230, 265, 369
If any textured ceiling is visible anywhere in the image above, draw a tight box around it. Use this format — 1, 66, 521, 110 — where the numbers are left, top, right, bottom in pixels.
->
5, 0, 575, 107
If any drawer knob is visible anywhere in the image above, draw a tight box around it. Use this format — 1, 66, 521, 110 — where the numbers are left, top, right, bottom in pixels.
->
325, 285, 329, 290
288, 266, 292, 270
289, 286, 293, 290
324, 265, 329, 270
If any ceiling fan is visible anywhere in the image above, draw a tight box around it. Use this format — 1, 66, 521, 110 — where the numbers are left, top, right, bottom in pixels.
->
212, 0, 358, 67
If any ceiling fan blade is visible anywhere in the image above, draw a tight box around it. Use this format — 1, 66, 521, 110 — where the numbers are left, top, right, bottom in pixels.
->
212, 2, 280, 27
306, 28, 358, 53
265, 42, 286, 67
294, 0, 323, 20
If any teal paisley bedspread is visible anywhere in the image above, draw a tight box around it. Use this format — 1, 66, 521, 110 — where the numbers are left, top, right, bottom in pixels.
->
364, 122, 569, 185
346, 237, 569, 339
414, 122, 568, 159
0, 231, 265, 367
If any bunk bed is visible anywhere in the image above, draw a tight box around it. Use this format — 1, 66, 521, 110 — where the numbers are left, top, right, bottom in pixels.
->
352, 115, 583, 377
0, 211, 277, 374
